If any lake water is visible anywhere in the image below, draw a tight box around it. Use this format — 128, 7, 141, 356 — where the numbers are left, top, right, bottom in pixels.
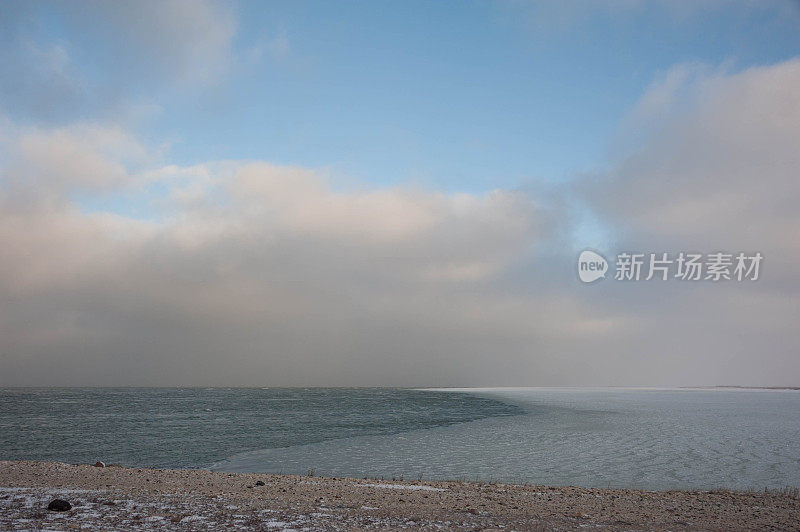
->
1, 387, 798, 490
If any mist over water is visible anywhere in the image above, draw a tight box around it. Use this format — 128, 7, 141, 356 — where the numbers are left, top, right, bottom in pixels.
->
1, 387, 798, 490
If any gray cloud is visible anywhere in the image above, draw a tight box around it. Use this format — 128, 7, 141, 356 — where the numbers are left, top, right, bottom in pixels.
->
595, 60, 800, 282
572, 59, 800, 385
0, 0, 236, 124
69, 0, 236, 85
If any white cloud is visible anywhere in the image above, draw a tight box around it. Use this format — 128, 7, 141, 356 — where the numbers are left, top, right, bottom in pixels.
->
1, 123, 149, 202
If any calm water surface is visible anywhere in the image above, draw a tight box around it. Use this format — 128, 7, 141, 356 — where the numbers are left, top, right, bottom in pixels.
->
1, 387, 798, 490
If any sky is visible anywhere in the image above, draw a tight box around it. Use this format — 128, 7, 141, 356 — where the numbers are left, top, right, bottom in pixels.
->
0, 0, 799, 386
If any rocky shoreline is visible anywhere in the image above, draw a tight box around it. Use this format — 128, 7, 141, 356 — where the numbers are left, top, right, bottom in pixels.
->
1, 461, 798, 530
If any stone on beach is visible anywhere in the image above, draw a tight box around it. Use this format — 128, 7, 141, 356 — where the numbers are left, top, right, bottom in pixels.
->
94, 461, 105, 467
47, 499, 72, 511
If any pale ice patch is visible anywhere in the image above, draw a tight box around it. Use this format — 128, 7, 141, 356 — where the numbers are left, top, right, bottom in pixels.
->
358, 483, 445, 492
262, 519, 298, 530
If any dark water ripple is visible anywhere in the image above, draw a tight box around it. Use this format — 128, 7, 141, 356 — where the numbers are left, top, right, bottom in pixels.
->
0, 388, 521, 469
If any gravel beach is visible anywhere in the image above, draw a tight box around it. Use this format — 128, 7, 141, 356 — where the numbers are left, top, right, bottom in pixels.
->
2, 461, 799, 530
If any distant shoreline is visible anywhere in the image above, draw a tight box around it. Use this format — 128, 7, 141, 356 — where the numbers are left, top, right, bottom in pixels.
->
2, 461, 798, 530
1, 385, 798, 390
704, 385, 800, 390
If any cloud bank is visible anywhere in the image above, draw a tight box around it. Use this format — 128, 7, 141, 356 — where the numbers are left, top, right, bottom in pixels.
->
0, 2, 797, 386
